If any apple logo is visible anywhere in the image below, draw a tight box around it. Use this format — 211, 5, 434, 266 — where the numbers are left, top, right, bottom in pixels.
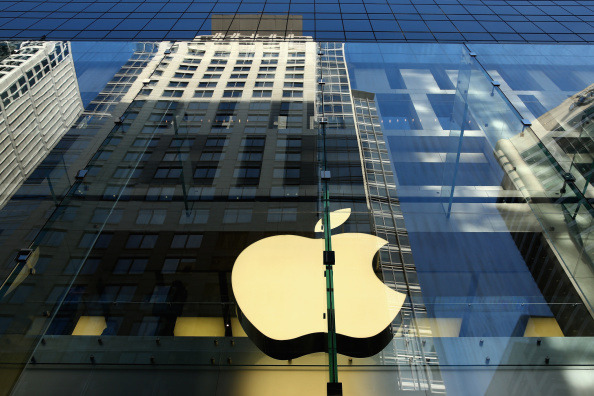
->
231, 208, 406, 359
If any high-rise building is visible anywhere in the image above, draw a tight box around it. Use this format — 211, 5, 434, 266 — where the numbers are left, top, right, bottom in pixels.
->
0, 41, 83, 208
1, 4, 594, 396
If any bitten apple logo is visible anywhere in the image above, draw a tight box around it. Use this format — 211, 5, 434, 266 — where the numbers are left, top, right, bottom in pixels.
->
231, 208, 406, 359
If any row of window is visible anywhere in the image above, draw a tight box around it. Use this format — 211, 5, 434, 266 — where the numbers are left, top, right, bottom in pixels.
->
191, 89, 304, 98
171, 72, 305, 80
94, 185, 304, 202
179, 51, 304, 58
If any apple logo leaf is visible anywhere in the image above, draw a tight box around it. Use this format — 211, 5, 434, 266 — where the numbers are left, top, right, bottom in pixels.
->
314, 208, 351, 232
232, 206, 406, 360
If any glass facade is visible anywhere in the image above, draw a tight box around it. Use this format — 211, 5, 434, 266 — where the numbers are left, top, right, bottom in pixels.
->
0, 4, 593, 396
3, 1, 594, 43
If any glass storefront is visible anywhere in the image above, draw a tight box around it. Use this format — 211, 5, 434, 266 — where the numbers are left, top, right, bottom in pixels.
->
0, 34, 592, 396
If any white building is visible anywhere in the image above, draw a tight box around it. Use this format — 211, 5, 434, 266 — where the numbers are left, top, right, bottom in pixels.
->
0, 41, 83, 208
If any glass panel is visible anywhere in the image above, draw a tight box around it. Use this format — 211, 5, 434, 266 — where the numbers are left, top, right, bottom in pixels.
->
0, 37, 592, 396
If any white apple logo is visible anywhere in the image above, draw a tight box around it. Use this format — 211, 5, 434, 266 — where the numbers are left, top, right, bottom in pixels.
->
231, 208, 406, 359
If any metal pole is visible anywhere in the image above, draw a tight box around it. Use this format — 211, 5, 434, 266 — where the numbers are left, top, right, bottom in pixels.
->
318, 46, 340, 395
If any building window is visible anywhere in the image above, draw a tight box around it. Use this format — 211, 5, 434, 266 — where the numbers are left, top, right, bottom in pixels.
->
136, 209, 167, 225
238, 151, 263, 161
228, 186, 256, 200
275, 152, 301, 161
162, 152, 189, 161
218, 101, 237, 111
124, 151, 151, 162
257, 73, 274, 79
273, 168, 300, 178
202, 74, 221, 79
149, 286, 171, 303
267, 208, 297, 222
171, 234, 203, 248
194, 166, 220, 179
64, 258, 100, 275
154, 167, 182, 178
79, 232, 108, 249
92, 209, 123, 224
194, 90, 214, 98
113, 167, 141, 179
179, 209, 209, 224
198, 81, 217, 88
187, 187, 215, 200
241, 137, 265, 147
100, 285, 136, 303
223, 209, 253, 223
125, 234, 158, 249
283, 90, 303, 98
250, 102, 271, 110
133, 138, 159, 147
207, 66, 225, 71
223, 90, 242, 98
277, 138, 302, 147
255, 81, 273, 87
170, 138, 193, 148
113, 258, 148, 274
280, 102, 303, 111
146, 187, 175, 201
102, 185, 132, 201
234, 167, 261, 179
253, 90, 272, 98
226, 81, 245, 88
187, 102, 209, 111
168, 81, 188, 88
162, 258, 195, 274
155, 101, 178, 110
205, 137, 228, 147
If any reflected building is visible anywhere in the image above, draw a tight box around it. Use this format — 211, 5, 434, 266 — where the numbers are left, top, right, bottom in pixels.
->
0, 41, 83, 209
495, 83, 594, 337
212, 14, 304, 37
0, 35, 447, 395
1, 30, 594, 396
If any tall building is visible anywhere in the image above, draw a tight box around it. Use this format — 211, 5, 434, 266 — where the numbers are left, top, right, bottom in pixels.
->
0, 41, 83, 208
1, 4, 594, 396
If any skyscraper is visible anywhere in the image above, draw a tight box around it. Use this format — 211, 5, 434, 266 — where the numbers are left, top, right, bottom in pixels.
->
0, 41, 82, 208
1, 4, 594, 396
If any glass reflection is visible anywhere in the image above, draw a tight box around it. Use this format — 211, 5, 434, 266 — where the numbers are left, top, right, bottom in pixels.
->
0, 38, 591, 396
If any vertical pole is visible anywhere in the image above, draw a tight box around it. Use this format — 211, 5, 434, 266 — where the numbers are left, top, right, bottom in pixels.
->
318, 46, 340, 394
322, 122, 338, 385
